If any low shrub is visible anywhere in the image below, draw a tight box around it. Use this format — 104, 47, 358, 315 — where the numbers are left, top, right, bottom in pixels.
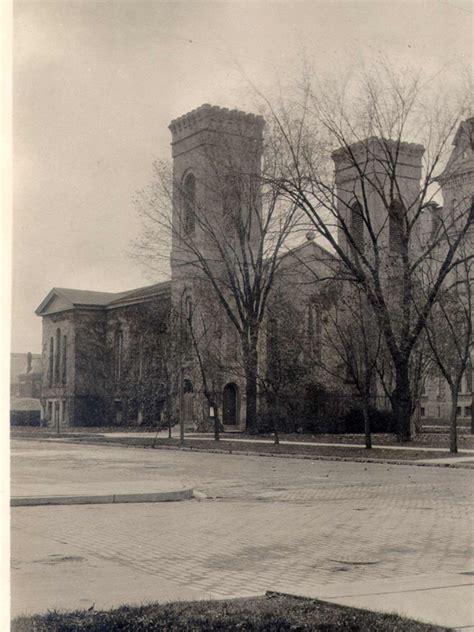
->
342, 406, 397, 434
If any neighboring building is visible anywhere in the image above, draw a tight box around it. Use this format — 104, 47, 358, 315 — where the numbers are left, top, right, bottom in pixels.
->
35, 283, 170, 429
35, 106, 473, 430
420, 117, 474, 430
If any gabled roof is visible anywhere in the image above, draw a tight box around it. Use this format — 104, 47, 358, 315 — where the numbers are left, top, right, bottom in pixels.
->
439, 118, 474, 183
35, 281, 171, 316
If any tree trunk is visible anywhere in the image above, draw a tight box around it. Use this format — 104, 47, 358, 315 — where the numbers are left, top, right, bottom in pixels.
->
449, 386, 459, 454
362, 401, 372, 449
392, 363, 413, 442
244, 334, 259, 431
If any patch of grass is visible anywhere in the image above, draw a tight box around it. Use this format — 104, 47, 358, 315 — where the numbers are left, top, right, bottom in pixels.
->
149, 438, 467, 461
12, 595, 450, 631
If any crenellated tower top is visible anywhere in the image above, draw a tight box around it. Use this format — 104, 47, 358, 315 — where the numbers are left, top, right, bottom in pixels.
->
169, 103, 265, 147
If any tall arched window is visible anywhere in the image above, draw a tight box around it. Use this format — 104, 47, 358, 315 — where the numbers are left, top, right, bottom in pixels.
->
223, 174, 240, 229
350, 200, 364, 252
62, 335, 67, 384
389, 199, 405, 254
49, 337, 54, 387
182, 173, 196, 235
307, 302, 322, 362
55, 328, 61, 384
181, 294, 193, 353
114, 330, 123, 382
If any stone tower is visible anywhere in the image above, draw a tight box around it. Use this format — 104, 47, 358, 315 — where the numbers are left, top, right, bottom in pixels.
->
168, 104, 265, 429
332, 137, 425, 258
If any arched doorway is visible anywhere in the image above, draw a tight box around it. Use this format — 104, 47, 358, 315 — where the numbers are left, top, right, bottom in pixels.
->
183, 379, 194, 424
223, 383, 238, 425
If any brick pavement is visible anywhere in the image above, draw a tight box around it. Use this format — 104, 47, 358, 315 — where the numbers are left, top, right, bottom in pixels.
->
11, 440, 474, 616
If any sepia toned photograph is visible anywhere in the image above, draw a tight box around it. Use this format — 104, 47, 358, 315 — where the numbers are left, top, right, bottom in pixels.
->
7, 0, 473, 629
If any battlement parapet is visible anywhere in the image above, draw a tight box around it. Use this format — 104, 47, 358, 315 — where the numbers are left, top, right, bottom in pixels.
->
169, 104, 265, 144
332, 137, 425, 167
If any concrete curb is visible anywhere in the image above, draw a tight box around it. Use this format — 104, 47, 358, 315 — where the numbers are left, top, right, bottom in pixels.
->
11, 488, 195, 507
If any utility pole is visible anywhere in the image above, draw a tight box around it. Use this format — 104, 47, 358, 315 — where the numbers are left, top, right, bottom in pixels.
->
179, 362, 185, 446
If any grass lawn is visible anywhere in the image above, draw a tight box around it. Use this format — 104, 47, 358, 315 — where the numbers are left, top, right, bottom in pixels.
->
32, 435, 471, 463
11, 595, 451, 631
11, 428, 474, 463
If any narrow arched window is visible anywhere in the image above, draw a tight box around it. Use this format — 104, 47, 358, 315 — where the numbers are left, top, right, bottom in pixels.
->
49, 337, 54, 387
181, 295, 193, 352
350, 200, 364, 252
55, 328, 61, 384
307, 302, 322, 362
223, 174, 240, 228
114, 330, 123, 382
182, 173, 196, 235
185, 296, 193, 319
389, 199, 405, 254
62, 335, 67, 384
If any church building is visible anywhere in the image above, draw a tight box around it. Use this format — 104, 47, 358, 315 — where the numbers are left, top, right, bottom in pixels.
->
35, 105, 473, 432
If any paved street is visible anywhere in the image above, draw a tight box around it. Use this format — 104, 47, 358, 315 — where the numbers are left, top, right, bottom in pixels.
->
11, 439, 474, 620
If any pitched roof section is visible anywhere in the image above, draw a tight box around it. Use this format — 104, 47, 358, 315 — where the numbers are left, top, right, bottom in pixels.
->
36, 281, 171, 316
439, 118, 474, 183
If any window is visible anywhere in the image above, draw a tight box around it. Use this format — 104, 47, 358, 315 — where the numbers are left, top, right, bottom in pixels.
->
350, 200, 364, 252
114, 330, 123, 382
55, 328, 61, 384
465, 406, 472, 418
437, 377, 446, 399
62, 335, 67, 384
223, 174, 240, 230
181, 294, 193, 353
420, 407, 425, 417
182, 173, 196, 235
389, 199, 404, 254
456, 406, 461, 416
185, 296, 193, 319
49, 337, 54, 387
466, 367, 472, 393
307, 302, 322, 362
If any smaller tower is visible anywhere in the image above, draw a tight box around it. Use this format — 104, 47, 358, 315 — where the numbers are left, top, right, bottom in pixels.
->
332, 137, 424, 257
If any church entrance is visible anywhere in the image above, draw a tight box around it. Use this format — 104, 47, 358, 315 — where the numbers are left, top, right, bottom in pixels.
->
223, 383, 238, 425
183, 379, 194, 425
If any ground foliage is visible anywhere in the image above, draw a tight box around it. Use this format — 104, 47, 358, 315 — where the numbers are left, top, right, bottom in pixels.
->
12, 595, 450, 631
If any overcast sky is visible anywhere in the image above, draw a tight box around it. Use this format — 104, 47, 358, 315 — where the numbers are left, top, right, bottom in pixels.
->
12, 0, 472, 353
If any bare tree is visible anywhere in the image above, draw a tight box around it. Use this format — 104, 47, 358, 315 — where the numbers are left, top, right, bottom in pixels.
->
133, 149, 302, 430
318, 284, 384, 449
261, 62, 473, 440
181, 291, 226, 441
423, 251, 473, 452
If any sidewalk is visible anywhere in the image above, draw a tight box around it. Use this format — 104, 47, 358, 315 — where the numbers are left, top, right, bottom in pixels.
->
270, 570, 474, 630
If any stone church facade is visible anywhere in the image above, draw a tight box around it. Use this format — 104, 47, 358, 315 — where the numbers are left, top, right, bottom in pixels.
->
36, 105, 473, 431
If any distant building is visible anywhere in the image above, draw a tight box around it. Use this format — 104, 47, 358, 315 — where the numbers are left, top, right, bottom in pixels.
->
10, 352, 43, 426
10, 352, 42, 397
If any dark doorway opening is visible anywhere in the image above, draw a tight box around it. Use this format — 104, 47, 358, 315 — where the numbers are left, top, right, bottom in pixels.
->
223, 383, 238, 425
